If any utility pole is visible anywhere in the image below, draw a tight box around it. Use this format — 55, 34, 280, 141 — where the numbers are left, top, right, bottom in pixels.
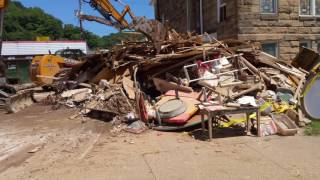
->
0, 0, 8, 84
0, 9, 4, 56
78, 0, 84, 40
0, 0, 7, 55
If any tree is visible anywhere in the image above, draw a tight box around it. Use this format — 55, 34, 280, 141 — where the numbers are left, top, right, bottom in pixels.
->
3, 1, 145, 50
4, 1, 63, 40
101, 32, 144, 49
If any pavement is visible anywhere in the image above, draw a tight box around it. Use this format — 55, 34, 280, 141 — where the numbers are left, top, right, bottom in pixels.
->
0, 105, 320, 180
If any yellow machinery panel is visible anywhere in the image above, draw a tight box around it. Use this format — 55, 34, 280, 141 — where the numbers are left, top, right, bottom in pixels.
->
31, 55, 65, 85
0, 0, 8, 9
36, 36, 51, 41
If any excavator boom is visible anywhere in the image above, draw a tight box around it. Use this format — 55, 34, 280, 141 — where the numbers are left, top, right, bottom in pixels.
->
79, 0, 167, 46
87, 0, 133, 29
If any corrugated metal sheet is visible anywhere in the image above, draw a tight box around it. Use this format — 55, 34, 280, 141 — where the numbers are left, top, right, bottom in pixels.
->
1, 41, 88, 56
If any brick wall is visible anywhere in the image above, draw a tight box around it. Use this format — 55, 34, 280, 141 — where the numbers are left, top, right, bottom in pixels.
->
155, 0, 200, 33
202, 0, 238, 39
155, 0, 188, 33
237, 0, 320, 60
155, 0, 320, 60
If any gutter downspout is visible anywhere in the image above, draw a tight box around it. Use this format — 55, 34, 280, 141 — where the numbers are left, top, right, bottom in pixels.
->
154, 0, 158, 20
187, 0, 190, 32
200, 0, 203, 34
217, 0, 220, 23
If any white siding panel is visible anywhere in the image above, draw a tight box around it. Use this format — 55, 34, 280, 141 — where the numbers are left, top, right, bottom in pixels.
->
1, 41, 88, 56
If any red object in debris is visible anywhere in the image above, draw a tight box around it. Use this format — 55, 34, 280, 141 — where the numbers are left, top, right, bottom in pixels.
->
212, 52, 221, 59
161, 97, 199, 125
156, 91, 200, 125
137, 92, 148, 123
163, 113, 193, 125
196, 60, 211, 70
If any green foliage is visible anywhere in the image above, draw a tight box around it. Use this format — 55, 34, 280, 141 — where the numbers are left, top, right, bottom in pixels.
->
305, 121, 320, 136
4, 1, 63, 41
3, 1, 145, 49
101, 32, 144, 49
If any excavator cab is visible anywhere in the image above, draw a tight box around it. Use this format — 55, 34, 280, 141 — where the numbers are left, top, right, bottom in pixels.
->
54, 49, 86, 61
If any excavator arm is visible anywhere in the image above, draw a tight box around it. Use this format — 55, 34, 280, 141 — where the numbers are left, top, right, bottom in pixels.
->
79, 0, 134, 30
90, 0, 134, 29
78, 0, 167, 47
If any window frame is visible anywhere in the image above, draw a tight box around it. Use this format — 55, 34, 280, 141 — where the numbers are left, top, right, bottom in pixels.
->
217, 0, 227, 23
299, 40, 312, 49
316, 0, 320, 16
261, 41, 279, 58
299, 0, 320, 17
260, 0, 278, 15
219, 3, 227, 23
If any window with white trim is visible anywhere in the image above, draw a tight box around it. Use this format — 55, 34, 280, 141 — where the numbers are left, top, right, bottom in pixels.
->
261, 42, 278, 57
316, 0, 320, 15
219, 4, 227, 22
260, 0, 277, 14
300, 0, 320, 16
217, 0, 227, 23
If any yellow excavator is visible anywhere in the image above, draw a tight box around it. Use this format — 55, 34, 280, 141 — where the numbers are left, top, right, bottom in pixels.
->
30, 48, 86, 85
31, 0, 167, 86
2, 0, 166, 112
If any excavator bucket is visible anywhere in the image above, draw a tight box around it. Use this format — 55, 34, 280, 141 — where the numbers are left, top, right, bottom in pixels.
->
5, 90, 34, 113
0, 83, 36, 113
132, 17, 168, 50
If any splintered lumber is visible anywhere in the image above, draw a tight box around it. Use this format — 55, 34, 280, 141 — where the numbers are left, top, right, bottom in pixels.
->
122, 77, 136, 99
240, 56, 271, 84
151, 51, 217, 78
230, 83, 264, 100
153, 78, 193, 93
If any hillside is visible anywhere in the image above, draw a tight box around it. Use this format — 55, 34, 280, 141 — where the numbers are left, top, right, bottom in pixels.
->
3, 1, 142, 49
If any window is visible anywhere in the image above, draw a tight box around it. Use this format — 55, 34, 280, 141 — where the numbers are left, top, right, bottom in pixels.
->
261, 42, 278, 57
300, 0, 312, 15
217, 0, 227, 23
260, 0, 277, 14
299, 41, 311, 48
300, 0, 320, 16
317, 0, 320, 15
220, 4, 227, 22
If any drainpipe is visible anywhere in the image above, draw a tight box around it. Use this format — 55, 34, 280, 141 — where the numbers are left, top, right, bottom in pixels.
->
217, 0, 220, 23
154, 0, 158, 20
0, 9, 4, 57
200, 0, 203, 34
186, 0, 190, 32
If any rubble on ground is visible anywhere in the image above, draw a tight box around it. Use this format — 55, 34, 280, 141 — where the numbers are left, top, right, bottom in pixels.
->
2, 32, 319, 138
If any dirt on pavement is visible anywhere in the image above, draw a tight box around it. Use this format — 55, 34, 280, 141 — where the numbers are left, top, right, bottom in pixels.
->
0, 105, 320, 180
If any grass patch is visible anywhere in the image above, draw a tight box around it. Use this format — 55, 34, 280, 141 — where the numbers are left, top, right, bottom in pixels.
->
305, 121, 320, 136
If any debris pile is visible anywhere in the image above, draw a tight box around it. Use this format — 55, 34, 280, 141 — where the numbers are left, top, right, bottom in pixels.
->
4, 32, 320, 138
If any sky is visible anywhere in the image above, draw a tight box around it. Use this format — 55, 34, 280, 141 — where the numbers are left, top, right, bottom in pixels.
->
15, 0, 155, 36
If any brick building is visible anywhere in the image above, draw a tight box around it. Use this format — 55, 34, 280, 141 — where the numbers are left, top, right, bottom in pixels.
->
154, 0, 320, 60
